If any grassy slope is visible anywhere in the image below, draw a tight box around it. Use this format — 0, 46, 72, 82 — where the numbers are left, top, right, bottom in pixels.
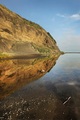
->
0, 4, 60, 58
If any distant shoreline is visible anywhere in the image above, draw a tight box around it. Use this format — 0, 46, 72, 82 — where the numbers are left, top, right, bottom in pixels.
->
65, 52, 80, 54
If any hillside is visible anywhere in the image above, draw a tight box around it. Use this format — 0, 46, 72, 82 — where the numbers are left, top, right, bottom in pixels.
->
0, 4, 60, 57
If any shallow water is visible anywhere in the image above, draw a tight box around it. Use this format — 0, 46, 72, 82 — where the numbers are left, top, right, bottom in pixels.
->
0, 54, 80, 120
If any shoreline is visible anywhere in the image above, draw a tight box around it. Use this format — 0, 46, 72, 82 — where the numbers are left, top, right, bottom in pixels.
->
0, 53, 61, 60
0, 54, 46, 60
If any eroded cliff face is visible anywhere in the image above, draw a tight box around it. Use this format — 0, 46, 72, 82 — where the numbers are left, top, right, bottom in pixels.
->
0, 4, 60, 56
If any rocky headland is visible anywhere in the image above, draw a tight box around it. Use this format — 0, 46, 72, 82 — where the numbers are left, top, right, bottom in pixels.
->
0, 4, 61, 58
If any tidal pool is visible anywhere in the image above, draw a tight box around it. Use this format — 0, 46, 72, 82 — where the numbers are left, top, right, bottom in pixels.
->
0, 54, 80, 120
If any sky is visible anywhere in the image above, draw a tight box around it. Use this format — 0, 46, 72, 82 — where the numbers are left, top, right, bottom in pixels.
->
0, 0, 80, 52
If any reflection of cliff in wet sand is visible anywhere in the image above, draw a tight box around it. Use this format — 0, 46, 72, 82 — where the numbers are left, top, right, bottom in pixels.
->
0, 55, 59, 99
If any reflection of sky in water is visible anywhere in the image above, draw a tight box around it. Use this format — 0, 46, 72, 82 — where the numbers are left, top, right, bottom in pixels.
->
0, 54, 80, 120
38, 54, 80, 84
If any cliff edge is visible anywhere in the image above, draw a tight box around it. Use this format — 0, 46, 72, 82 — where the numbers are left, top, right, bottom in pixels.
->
0, 4, 60, 57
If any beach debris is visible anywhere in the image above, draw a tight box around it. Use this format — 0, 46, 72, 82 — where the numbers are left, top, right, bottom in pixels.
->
63, 96, 71, 105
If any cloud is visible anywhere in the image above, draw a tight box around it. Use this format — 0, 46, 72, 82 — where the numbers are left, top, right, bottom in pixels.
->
58, 29, 80, 52
56, 14, 66, 18
55, 13, 80, 52
57, 13, 80, 21
70, 13, 80, 20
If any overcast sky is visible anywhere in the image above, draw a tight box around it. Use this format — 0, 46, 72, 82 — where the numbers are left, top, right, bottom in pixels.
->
0, 0, 80, 52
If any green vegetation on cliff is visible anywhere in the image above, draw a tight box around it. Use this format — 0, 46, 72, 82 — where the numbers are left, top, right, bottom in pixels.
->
0, 4, 60, 58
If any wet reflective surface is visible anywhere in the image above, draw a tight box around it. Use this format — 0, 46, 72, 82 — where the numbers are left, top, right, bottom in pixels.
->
0, 54, 80, 120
